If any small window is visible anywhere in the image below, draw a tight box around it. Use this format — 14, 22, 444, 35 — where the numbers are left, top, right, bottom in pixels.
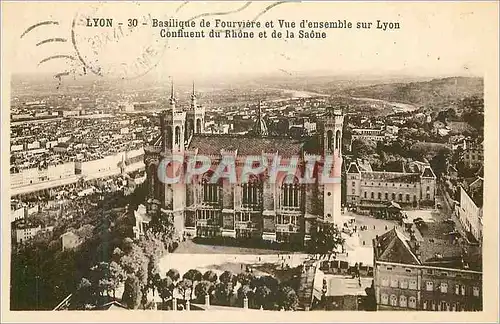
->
426, 281, 434, 291
390, 279, 398, 288
399, 295, 407, 308
405, 268, 412, 273
400, 280, 409, 289
441, 272, 448, 276
386, 266, 392, 271
440, 283, 448, 293
381, 278, 389, 287
408, 296, 417, 309
381, 293, 389, 305
473, 286, 480, 297
390, 295, 397, 306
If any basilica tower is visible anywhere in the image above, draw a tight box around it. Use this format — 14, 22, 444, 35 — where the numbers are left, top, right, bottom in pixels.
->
323, 106, 344, 226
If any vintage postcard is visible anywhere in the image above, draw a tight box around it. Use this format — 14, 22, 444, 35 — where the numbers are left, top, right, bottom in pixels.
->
1, 1, 498, 323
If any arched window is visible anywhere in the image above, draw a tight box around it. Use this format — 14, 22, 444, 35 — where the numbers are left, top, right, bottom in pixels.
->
390, 295, 398, 306
175, 126, 181, 145
406, 194, 410, 202
242, 174, 261, 207
378, 192, 382, 200
196, 118, 202, 133
399, 295, 407, 308
408, 296, 417, 309
381, 294, 389, 305
371, 192, 374, 199
202, 172, 220, 204
398, 193, 403, 201
281, 175, 301, 209
392, 193, 396, 200
326, 130, 334, 150
335, 130, 341, 150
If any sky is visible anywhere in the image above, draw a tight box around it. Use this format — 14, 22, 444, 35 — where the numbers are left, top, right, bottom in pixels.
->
3, 1, 497, 82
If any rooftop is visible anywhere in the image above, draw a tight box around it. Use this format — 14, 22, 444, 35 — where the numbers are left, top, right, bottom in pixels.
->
188, 134, 305, 156
374, 228, 482, 272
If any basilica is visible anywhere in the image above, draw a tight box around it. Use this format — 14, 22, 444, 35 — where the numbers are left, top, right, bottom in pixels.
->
143, 83, 345, 246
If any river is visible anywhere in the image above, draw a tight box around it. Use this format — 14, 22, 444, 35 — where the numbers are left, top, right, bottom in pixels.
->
349, 96, 418, 112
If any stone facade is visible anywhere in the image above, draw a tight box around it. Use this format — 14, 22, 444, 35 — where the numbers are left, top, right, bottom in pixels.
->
373, 229, 482, 311
143, 84, 345, 245
346, 161, 437, 212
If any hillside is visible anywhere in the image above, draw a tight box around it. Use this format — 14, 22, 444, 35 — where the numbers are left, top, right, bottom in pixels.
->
339, 77, 483, 107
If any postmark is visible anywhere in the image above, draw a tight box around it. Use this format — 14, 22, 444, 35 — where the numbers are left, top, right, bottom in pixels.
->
71, 2, 170, 80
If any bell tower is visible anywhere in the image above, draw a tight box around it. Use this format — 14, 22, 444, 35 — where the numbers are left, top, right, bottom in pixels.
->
323, 106, 344, 226
193, 82, 205, 134
169, 80, 186, 152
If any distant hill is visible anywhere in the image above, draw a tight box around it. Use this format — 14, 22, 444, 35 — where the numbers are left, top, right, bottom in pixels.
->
339, 77, 483, 107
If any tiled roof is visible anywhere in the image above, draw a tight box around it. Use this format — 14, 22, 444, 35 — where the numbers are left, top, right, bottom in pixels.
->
375, 228, 482, 271
188, 134, 304, 156
374, 229, 420, 265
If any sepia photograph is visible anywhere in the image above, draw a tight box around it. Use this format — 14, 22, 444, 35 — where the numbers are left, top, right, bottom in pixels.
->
1, 1, 498, 323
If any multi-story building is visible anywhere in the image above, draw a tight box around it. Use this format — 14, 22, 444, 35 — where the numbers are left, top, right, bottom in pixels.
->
346, 160, 436, 212
11, 220, 54, 244
143, 83, 344, 245
10, 162, 76, 188
462, 140, 483, 168
350, 128, 385, 143
373, 228, 482, 311
458, 177, 483, 243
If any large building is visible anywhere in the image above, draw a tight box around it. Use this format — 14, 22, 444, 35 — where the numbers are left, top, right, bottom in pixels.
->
346, 160, 437, 213
143, 83, 344, 245
462, 140, 483, 168
373, 229, 482, 311
457, 177, 483, 243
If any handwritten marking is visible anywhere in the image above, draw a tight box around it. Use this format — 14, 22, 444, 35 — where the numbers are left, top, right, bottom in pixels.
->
187, 2, 252, 22
38, 55, 77, 66
35, 38, 67, 46
20, 21, 59, 38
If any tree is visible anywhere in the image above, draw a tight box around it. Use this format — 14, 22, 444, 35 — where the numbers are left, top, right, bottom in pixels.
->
431, 147, 451, 178
276, 285, 299, 311
119, 243, 149, 288
108, 261, 126, 298
307, 222, 345, 258
165, 268, 180, 282
219, 270, 236, 285
237, 272, 255, 286
177, 278, 193, 300
194, 280, 214, 302
351, 139, 376, 158
183, 269, 202, 282
237, 284, 253, 306
72, 277, 95, 310
157, 277, 174, 306
214, 281, 234, 306
254, 285, 273, 310
122, 276, 142, 309
203, 270, 218, 283
90, 262, 112, 297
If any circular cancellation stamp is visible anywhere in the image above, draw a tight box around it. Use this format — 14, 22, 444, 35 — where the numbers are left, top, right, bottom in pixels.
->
71, 2, 169, 79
